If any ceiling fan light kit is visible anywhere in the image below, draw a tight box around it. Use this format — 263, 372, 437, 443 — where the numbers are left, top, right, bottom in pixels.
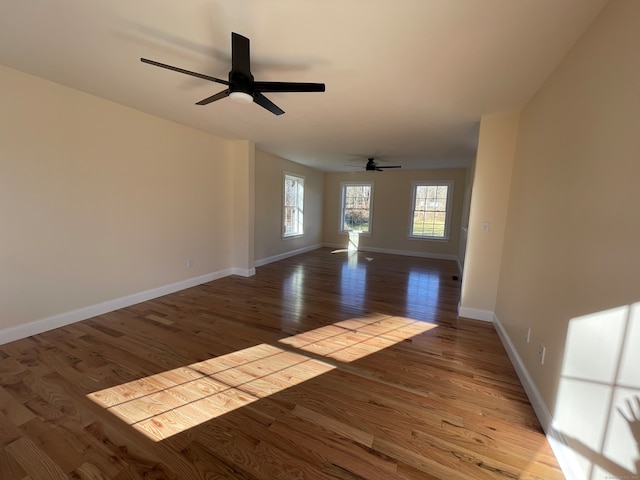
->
141, 32, 325, 115
229, 91, 253, 104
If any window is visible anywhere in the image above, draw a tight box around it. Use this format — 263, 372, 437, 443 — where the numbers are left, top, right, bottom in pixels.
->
283, 174, 304, 237
410, 181, 453, 239
340, 182, 373, 234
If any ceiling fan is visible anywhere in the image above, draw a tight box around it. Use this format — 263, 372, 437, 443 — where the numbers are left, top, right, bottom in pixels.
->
364, 158, 402, 172
140, 32, 325, 115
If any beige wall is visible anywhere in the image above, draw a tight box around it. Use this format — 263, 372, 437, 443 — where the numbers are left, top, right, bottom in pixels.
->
323, 169, 467, 259
231, 140, 255, 273
254, 150, 324, 263
459, 113, 518, 320
456, 165, 475, 270
0, 65, 236, 331
494, 0, 640, 477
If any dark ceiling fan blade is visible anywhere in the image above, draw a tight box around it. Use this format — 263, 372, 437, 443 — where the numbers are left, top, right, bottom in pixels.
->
365, 158, 401, 171
196, 89, 230, 105
143, 33, 325, 115
253, 92, 284, 115
253, 81, 326, 93
231, 33, 252, 77
141, 58, 229, 85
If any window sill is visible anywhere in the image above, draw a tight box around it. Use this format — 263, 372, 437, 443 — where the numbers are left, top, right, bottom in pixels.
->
407, 235, 449, 243
340, 231, 372, 237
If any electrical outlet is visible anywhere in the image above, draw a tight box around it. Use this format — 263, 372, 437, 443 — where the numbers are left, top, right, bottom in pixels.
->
526, 327, 531, 343
186, 258, 193, 268
539, 343, 546, 365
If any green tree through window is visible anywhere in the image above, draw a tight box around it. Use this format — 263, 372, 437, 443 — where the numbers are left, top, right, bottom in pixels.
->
410, 182, 452, 239
341, 183, 373, 233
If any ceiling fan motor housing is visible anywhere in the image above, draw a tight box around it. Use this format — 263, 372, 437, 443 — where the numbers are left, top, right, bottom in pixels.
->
229, 70, 254, 97
364, 158, 400, 171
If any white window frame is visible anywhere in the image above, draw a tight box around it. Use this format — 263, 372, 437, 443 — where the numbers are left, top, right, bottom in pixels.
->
409, 180, 454, 240
340, 181, 374, 235
283, 173, 304, 238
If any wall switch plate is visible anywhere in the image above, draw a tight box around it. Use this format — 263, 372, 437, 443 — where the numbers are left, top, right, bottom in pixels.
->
187, 259, 193, 268
539, 343, 546, 365
482, 221, 490, 233
526, 327, 531, 343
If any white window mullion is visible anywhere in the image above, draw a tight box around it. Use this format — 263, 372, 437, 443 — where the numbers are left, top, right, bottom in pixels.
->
283, 173, 304, 237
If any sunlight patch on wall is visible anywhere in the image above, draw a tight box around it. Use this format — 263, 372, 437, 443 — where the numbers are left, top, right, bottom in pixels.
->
88, 315, 436, 441
554, 302, 640, 479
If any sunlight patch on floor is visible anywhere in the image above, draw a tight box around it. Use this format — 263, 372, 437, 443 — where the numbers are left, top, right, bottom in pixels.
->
279, 315, 437, 362
87, 315, 436, 441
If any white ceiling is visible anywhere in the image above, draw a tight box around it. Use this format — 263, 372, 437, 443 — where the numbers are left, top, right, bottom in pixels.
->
0, 0, 608, 172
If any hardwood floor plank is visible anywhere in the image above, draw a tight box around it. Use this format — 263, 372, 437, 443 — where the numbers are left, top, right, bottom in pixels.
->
0, 357, 28, 386
0, 249, 563, 479
19, 417, 87, 473
181, 439, 261, 479
0, 447, 28, 479
0, 410, 24, 447
57, 419, 128, 479
71, 462, 111, 480
5, 437, 69, 480
266, 412, 403, 479
0, 386, 36, 427
293, 403, 376, 448
251, 439, 337, 479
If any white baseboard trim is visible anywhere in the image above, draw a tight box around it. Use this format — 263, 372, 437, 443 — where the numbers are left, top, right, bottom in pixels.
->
492, 313, 585, 480
231, 267, 256, 277
322, 243, 458, 262
457, 305, 494, 322
254, 244, 323, 268
0, 268, 234, 346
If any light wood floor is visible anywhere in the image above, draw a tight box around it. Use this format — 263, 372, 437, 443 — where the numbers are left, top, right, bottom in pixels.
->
0, 248, 564, 479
